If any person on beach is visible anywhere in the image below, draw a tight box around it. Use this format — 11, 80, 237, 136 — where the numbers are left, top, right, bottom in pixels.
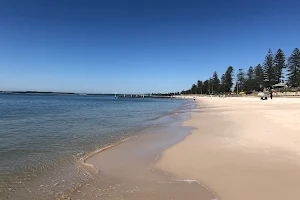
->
270, 89, 273, 99
259, 91, 267, 100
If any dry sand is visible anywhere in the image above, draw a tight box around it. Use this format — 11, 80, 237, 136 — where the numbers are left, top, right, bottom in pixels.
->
156, 97, 300, 200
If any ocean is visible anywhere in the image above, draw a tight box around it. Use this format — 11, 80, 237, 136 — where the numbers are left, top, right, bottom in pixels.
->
0, 94, 191, 199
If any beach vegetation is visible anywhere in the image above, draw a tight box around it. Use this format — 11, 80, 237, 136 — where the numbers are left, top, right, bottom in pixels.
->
274, 48, 286, 83
234, 68, 246, 92
197, 80, 203, 94
287, 48, 300, 87
191, 84, 198, 94
224, 66, 234, 92
212, 71, 220, 94
182, 48, 299, 95
244, 66, 255, 92
254, 64, 264, 91
263, 49, 276, 88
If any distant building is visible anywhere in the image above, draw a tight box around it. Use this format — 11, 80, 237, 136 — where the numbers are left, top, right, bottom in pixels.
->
272, 82, 288, 89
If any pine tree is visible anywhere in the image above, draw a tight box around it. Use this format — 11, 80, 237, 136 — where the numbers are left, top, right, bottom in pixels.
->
220, 74, 226, 93
287, 48, 300, 87
191, 84, 198, 94
263, 49, 276, 87
274, 48, 286, 83
235, 69, 246, 92
212, 71, 220, 94
203, 80, 209, 94
254, 64, 264, 91
224, 66, 234, 92
208, 78, 213, 94
197, 80, 203, 94
244, 66, 255, 91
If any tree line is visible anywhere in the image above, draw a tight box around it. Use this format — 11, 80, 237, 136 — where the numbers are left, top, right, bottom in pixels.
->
182, 48, 300, 94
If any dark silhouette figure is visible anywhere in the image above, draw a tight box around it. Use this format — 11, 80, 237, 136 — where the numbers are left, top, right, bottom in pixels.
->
270, 89, 273, 99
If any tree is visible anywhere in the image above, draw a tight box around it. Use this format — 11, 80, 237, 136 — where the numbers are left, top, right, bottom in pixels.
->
287, 48, 300, 87
191, 84, 198, 94
244, 66, 255, 91
220, 73, 226, 93
274, 48, 286, 83
186, 89, 192, 94
203, 80, 209, 94
208, 78, 212, 94
263, 49, 276, 87
212, 71, 220, 94
224, 66, 234, 92
197, 80, 203, 94
235, 69, 246, 92
254, 64, 264, 90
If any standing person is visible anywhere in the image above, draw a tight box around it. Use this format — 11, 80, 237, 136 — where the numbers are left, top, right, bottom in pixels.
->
270, 88, 273, 99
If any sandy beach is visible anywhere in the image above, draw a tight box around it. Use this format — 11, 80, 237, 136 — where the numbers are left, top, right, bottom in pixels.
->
157, 97, 300, 200
71, 111, 218, 200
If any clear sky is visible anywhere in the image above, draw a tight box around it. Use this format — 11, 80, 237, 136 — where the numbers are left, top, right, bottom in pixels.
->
1, 0, 300, 93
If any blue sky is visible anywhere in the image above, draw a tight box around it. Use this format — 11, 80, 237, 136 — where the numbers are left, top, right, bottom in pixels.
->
1, 0, 300, 93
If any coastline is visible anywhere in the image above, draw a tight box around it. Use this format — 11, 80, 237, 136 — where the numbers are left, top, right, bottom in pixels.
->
70, 107, 218, 200
79, 135, 139, 173
156, 97, 300, 200
8, 95, 300, 199
1, 95, 192, 200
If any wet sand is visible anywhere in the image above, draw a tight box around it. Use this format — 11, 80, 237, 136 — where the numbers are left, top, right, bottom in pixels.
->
71, 112, 218, 200
157, 97, 300, 200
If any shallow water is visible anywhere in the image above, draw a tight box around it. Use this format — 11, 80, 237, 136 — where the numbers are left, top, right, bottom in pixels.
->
72, 111, 218, 200
0, 94, 191, 199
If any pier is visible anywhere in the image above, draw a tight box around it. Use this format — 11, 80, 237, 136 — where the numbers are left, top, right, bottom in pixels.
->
116, 94, 174, 99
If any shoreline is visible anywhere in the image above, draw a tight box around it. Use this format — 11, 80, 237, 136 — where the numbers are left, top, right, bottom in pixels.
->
70, 106, 218, 200
79, 101, 196, 173
0, 96, 192, 200
157, 97, 300, 200
79, 135, 139, 173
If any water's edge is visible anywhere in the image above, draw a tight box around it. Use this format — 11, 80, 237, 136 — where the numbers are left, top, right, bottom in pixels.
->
68, 102, 219, 200
0, 95, 194, 199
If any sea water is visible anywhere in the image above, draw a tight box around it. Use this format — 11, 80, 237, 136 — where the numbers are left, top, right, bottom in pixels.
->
0, 94, 191, 199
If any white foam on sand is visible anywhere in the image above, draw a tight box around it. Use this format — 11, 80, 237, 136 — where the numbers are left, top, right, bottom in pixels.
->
175, 178, 220, 199
175, 179, 200, 184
